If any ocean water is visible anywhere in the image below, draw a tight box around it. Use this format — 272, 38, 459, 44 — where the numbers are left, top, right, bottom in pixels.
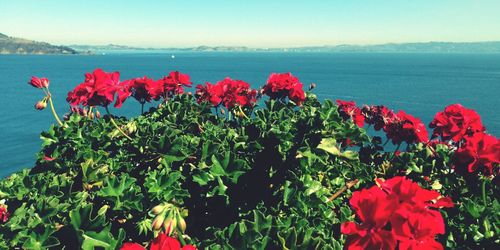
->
0, 52, 499, 177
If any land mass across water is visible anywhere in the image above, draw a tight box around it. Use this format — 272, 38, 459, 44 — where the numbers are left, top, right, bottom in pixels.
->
2, 32, 500, 54
0, 32, 77, 55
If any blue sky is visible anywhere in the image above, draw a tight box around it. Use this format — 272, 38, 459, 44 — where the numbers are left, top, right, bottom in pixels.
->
1, 0, 500, 47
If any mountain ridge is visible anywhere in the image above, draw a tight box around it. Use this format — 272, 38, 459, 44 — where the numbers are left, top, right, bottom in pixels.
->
0, 32, 77, 54
70, 41, 500, 53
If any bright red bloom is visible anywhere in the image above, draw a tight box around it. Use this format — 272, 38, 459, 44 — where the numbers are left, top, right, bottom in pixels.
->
0, 204, 9, 223
195, 78, 257, 109
384, 111, 428, 144
120, 234, 196, 250
120, 242, 145, 250
376, 177, 454, 209
341, 186, 398, 250
391, 204, 444, 250
115, 76, 159, 107
263, 73, 305, 105
336, 100, 365, 127
149, 234, 180, 250
342, 177, 452, 250
429, 104, 484, 142
129, 77, 156, 104
29, 76, 49, 88
67, 68, 121, 107
361, 105, 397, 131
453, 132, 500, 175
151, 71, 192, 100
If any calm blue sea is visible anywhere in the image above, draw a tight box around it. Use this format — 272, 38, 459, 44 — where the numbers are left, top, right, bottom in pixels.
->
1, 52, 499, 177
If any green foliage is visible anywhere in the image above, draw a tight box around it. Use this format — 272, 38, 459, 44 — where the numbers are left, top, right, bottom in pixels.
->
0, 94, 497, 249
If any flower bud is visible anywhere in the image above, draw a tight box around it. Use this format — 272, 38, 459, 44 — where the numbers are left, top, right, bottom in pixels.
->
40, 78, 49, 88
177, 214, 186, 233
95, 110, 101, 118
152, 215, 165, 230
29, 76, 49, 89
309, 83, 316, 91
151, 204, 166, 215
35, 100, 47, 110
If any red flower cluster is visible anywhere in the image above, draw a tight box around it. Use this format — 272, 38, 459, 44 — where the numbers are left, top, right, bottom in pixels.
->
341, 176, 453, 250
121, 233, 196, 250
262, 73, 305, 105
29, 76, 49, 89
151, 71, 192, 100
429, 104, 484, 142
453, 132, 499, 175
336, 100, 365, 127
361, 105, 397, 131
195, 77, 257, 109
0, 203, 9, 223
67, 69, 192, 108
428, 104, 499, 176
67, 68, 121, 107
384, 111, 429, 145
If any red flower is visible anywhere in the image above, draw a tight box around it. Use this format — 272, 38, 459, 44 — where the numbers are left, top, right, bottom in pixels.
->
120, 242, 145, 250
0, 204, 9, 223
429, 104, 484, 142
195, 78, 257, 109
67, 68, 121, 107
29, 76, 49, 88
384, 111, 428, 144
150, 234, 196, 250
120, 234, 196, 250
341, 187, 398, 250
391, 204, 444, 250
361, 105, 397, 131
152, 71, 192, 100
263, 73, 305, 105
453, 132, 500, 175
128, 77, 157, 104
336, 100, 365, 127
342, 177, 453, 250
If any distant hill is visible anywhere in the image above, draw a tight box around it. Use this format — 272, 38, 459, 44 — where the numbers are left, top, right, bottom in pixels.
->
70, 41, 500, 54
0, 32, 77, 55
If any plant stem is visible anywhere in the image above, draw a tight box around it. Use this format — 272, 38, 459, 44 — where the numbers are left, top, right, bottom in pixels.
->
383, 138, 390, 147
46, 92, 63, 126
482, 179, 488, 206
141, 103, 144, 115
390, 142, 402, 161
327, 179, 359, 202
105, 106, 132, 140
238, 106, 249, 119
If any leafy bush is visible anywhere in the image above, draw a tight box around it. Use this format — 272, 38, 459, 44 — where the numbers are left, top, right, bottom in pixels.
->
0, 71, 498, 249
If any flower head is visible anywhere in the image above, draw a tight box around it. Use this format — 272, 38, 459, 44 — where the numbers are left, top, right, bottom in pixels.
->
337, 100, 365, 127
67, 68, 121, 107
384, 111, 428, 144
430, 104, 484, 142
196, 77, 257, 109
342, 177, 453, 250
453, 132, 500, 176
263, 72, 305, 105
361, 105, 397, 131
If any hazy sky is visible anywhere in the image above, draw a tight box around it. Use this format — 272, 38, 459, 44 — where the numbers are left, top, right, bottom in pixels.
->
1, 0, 500, 47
